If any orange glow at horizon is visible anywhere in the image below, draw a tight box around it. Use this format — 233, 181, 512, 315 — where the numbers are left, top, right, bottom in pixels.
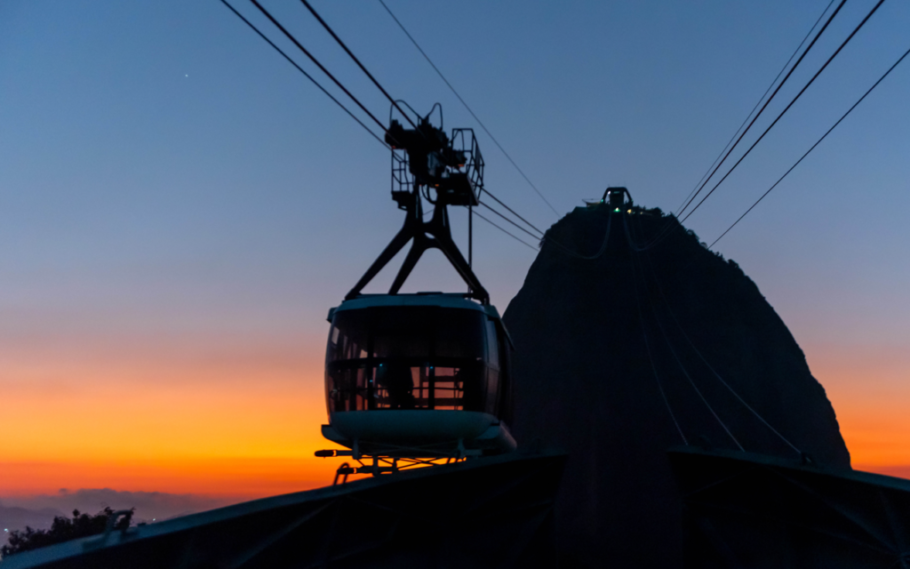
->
0, 334, 349, 498
0, 458, 338, 499
805, 341, 910, 471
3, 335, 910, 499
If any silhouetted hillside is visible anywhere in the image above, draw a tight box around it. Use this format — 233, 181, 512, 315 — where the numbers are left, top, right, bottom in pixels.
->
503, 204, 850, 568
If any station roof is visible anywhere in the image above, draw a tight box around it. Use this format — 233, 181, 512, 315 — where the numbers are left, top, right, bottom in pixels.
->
3, 452, 565, 569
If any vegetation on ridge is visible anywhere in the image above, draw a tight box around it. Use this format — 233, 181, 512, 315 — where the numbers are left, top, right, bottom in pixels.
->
1, 508, 134, 559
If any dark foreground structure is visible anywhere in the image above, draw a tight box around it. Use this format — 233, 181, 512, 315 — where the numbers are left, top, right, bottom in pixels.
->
670, 447, 910, 568
2, 452, 565, 569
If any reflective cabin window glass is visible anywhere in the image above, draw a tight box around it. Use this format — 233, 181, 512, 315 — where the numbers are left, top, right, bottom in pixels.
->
485, 320, 500, 370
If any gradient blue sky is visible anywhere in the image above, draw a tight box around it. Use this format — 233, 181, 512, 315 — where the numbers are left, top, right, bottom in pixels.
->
2, 0, 910, 496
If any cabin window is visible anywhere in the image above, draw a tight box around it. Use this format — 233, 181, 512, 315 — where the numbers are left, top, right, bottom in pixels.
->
325, 306, 498, 414
485, 320, 500, 370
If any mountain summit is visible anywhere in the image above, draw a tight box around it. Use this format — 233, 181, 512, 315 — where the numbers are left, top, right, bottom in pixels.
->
503, 203, 850, 567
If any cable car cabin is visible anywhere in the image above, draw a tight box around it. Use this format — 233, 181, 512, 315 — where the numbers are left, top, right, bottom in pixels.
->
321, 294, 516, 459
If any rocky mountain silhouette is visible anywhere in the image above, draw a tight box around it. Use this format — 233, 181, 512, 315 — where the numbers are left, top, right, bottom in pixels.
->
502, 203, 850, 567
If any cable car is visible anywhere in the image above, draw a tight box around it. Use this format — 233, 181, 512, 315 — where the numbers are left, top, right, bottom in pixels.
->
322, 294, 515, 458
319, 106, 517, 461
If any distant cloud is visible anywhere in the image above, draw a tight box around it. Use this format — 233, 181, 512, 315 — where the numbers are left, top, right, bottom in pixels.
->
0, 503, 65, 537
0, 489, 243, 532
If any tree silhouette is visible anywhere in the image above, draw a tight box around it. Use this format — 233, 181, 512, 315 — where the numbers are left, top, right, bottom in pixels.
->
1, 507, 133, 559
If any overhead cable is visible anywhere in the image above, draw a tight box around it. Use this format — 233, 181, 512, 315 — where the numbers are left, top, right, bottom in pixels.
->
480, 189, 545, 236
480, 196, 618, 260
377, 0, 560, 218
640, 0, 851, 252
674, 0, 838, 215
479, 201, 543, 242
246, 0, 392, 138
626, 216, 743, 450
226, 1, 542, 257
543, 211, 614, 260
625, 219, 688, 445
680, 0, 887, 224
298, 0, 419, 130
472, 210, 538, 252
646, 279, 744, 451
307, 0, 557, 243
220, 0, 391, 151
710, 43, 910, 248
633, 216, 802, 455
675, 0, 851, 222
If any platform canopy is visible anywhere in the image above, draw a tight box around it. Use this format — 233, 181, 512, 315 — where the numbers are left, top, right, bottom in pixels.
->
669, 447, 910, 568
3, 452, 565, 569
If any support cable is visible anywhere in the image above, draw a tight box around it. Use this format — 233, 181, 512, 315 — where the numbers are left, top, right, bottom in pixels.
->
472, 210, 538, 252
543, 212, 614, 260
625, 216, 743, 450
710, 43, 910, 248
220, 0, 392, 151
679, 0, 887, 225
298, 0, 551, 249
642, 0, 859, 251
298, 0, 419, 131
227, 1, 542, 259
234, 0, 571, 259
478, 195, 620, 260
625, 217, 654, 253
246, 0, 393, 139
481, 196, 618, 260
377, 0, 560, 218
480, 189, 545, 236
299, 0, 558, 247
625, 218, 688, 445
632, 216, 803, 455
675, 0, 850, 221
674, 0, 838, 215
479, 201, 542, 242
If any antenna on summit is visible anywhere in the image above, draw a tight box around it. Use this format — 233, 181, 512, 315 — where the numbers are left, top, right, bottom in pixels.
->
603, 187, 633, 212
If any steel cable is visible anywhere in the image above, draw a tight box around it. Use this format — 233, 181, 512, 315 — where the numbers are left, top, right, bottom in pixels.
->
480, 189, 545, 236
472, 210, 538, 252
226, 0, 546, 258
678, 0, 887, 226
541, 211, 614, 260
230, 0, 610, 262
478, 201, 542, 242
299, 0, 419, 131
632, 215, 803, 455
625, 216, 689, 445
643, 0, 857, 251
377, 0, 560, 218
710, 42, 910, 248
245, 0, 394, 141
220, 0, 393, 152
674, 0, 838, 216
626, 216, 744, 450
675, 0, 851, 221
296, 0, 559, 249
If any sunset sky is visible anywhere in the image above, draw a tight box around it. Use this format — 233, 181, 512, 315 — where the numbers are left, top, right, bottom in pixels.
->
2, 0, 910, 512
